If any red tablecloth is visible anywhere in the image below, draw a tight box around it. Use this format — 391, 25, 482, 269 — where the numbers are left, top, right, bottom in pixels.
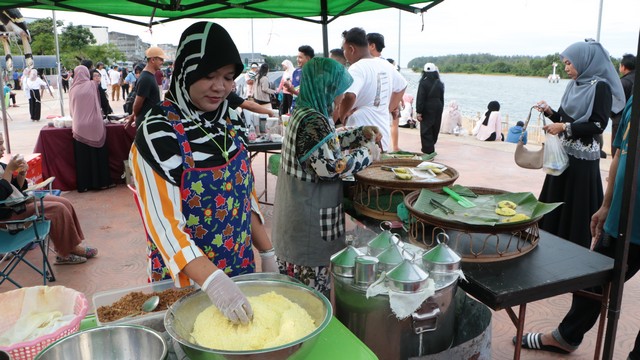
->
33, 124, 136, 191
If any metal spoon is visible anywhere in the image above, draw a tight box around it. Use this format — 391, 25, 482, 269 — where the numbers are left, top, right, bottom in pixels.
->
120, 295, 160, 321
141, 295, 160, 312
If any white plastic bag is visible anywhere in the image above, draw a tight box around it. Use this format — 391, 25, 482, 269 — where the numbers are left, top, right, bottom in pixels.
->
543, 133, 569, 176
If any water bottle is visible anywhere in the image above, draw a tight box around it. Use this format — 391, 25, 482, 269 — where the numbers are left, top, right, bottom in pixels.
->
248, 123, 257, 141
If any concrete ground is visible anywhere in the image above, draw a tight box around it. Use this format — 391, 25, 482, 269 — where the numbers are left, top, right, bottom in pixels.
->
0, 91, 636, 359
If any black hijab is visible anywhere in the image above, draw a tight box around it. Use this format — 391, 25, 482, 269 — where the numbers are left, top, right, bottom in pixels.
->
482, 101, 500, 126
165, 22, 244, 123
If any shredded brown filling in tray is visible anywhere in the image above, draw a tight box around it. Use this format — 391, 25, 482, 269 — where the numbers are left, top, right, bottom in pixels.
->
97, 287, 195, 323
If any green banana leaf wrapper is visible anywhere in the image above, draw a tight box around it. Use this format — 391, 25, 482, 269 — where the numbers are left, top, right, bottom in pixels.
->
413, 187, 562, 226
381, 151, 419, 159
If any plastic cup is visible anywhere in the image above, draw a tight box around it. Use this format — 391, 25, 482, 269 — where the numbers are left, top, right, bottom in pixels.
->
259, 115, 267, 133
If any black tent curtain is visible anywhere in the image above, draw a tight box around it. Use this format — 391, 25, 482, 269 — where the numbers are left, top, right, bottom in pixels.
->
602, 28, 640, 360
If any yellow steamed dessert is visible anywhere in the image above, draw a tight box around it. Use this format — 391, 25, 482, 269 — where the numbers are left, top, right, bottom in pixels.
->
495, 207, 517, 216
501, 213, 531, 223
395, 172, 413, 180
191, 291, 317, 351
497, 200, 517, 209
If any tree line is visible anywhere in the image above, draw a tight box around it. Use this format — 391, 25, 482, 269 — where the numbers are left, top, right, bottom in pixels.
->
10, 18, 626, 79
7, 17, 125, 71
407, 53, 624, 78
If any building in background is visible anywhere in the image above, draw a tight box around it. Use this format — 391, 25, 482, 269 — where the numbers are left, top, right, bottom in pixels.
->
156, 44, 176, 62
21, 18, 177, 65
239, 53, 265, 69
84, 25, 109, 45
87, 26, 177, 64
109, 32, 149, 63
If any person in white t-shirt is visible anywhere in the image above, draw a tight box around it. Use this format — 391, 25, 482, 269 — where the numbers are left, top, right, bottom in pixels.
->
96, 62, 110, 93
24, 68, 47, 121
108, 65, 122, 101
336, 27, 407, 152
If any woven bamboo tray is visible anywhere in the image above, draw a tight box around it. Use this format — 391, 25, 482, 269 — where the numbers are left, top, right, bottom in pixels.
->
404, 187, 540, 262
352, 160, 459, 221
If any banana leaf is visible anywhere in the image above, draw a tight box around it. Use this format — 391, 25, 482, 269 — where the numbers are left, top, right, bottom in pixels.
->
413, 188, 562, 226
449, 184, 478, 197
381, 151, 419, 159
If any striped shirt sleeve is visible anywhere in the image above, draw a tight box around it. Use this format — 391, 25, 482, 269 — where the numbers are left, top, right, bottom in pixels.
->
130, 144, 204, 288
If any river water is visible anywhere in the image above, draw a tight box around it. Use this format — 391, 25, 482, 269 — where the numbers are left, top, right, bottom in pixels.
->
401, 70, 599, 130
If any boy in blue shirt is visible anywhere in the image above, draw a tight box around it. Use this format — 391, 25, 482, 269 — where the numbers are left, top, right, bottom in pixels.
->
506, 120, 527, 144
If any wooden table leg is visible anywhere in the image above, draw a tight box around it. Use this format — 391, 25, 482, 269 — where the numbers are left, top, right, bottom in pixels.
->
593, 282, 611, 360
250, 151, 273, 206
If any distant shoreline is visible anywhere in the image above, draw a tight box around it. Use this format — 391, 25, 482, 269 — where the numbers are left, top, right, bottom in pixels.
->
403, 69, 563, 80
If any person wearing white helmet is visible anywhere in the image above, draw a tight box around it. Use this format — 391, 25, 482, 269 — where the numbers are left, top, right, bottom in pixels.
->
415, 62, 445, 156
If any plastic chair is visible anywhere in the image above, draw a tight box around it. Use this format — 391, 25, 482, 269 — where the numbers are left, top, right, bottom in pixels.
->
268, 154, 280, 176
28, 176, 62, 197
0, 195, 55, 288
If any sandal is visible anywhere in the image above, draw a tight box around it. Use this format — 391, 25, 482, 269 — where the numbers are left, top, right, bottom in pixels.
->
421, 152, 438, 161
513, 333, 571, 354
55, 254, 87, 265
72, 246, 98, 259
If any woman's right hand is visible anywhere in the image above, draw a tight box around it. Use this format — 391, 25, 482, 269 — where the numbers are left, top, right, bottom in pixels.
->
7, 154, 26, 173
362, 126, 382, 143
203, 269, 253, 324
124, 114, 136, 129
535, 101, 551, 115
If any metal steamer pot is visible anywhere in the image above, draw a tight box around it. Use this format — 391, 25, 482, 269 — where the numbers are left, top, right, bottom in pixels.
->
331, 233, 460, 360
422, 232, 462, 285
165, 276, 332, 360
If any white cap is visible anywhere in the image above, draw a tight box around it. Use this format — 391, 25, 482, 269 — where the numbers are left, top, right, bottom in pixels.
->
423, 62, 438, 72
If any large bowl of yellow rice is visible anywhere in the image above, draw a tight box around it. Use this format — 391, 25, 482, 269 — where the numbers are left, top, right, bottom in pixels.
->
164, 275, 332, 360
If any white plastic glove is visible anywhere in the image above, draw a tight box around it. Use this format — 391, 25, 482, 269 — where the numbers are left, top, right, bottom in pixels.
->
260, 249, 279, 273
202, 269, 253, 324
366, 141, 381, 162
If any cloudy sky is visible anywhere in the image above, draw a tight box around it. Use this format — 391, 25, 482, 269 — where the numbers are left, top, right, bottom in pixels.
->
22, 0, 639, 67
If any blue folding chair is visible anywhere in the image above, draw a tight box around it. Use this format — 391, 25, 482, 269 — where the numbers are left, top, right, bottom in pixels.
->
0, 194, 55, 288
27, 176, 61, 197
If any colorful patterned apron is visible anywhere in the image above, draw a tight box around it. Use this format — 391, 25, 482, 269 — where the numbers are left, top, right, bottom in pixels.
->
148, 112, 255, 282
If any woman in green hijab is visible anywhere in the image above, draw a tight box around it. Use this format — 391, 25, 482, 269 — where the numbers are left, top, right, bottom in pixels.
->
272, 57, 381, 294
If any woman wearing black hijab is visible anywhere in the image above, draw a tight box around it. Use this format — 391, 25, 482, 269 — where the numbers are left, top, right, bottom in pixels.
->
474, 101, 503, 141
415, 62, 445, 155
129, 22, 276, 325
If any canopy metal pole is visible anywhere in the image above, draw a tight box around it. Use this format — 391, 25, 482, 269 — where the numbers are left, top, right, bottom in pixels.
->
596, 0, 604, 41
601, 30, 640, 360
321, 0, 329, 57
250, 19, 254, 63
1, 69, 9, 154
398, 10, 401, 68
52, 10, 64, 116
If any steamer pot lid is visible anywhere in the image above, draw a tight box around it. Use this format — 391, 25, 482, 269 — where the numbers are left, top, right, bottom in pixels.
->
423, 233, 461, 265
386, 259, 429, 291
330, 246, 364, 268
367, 229, 396, 251
376, 243, 405, 266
